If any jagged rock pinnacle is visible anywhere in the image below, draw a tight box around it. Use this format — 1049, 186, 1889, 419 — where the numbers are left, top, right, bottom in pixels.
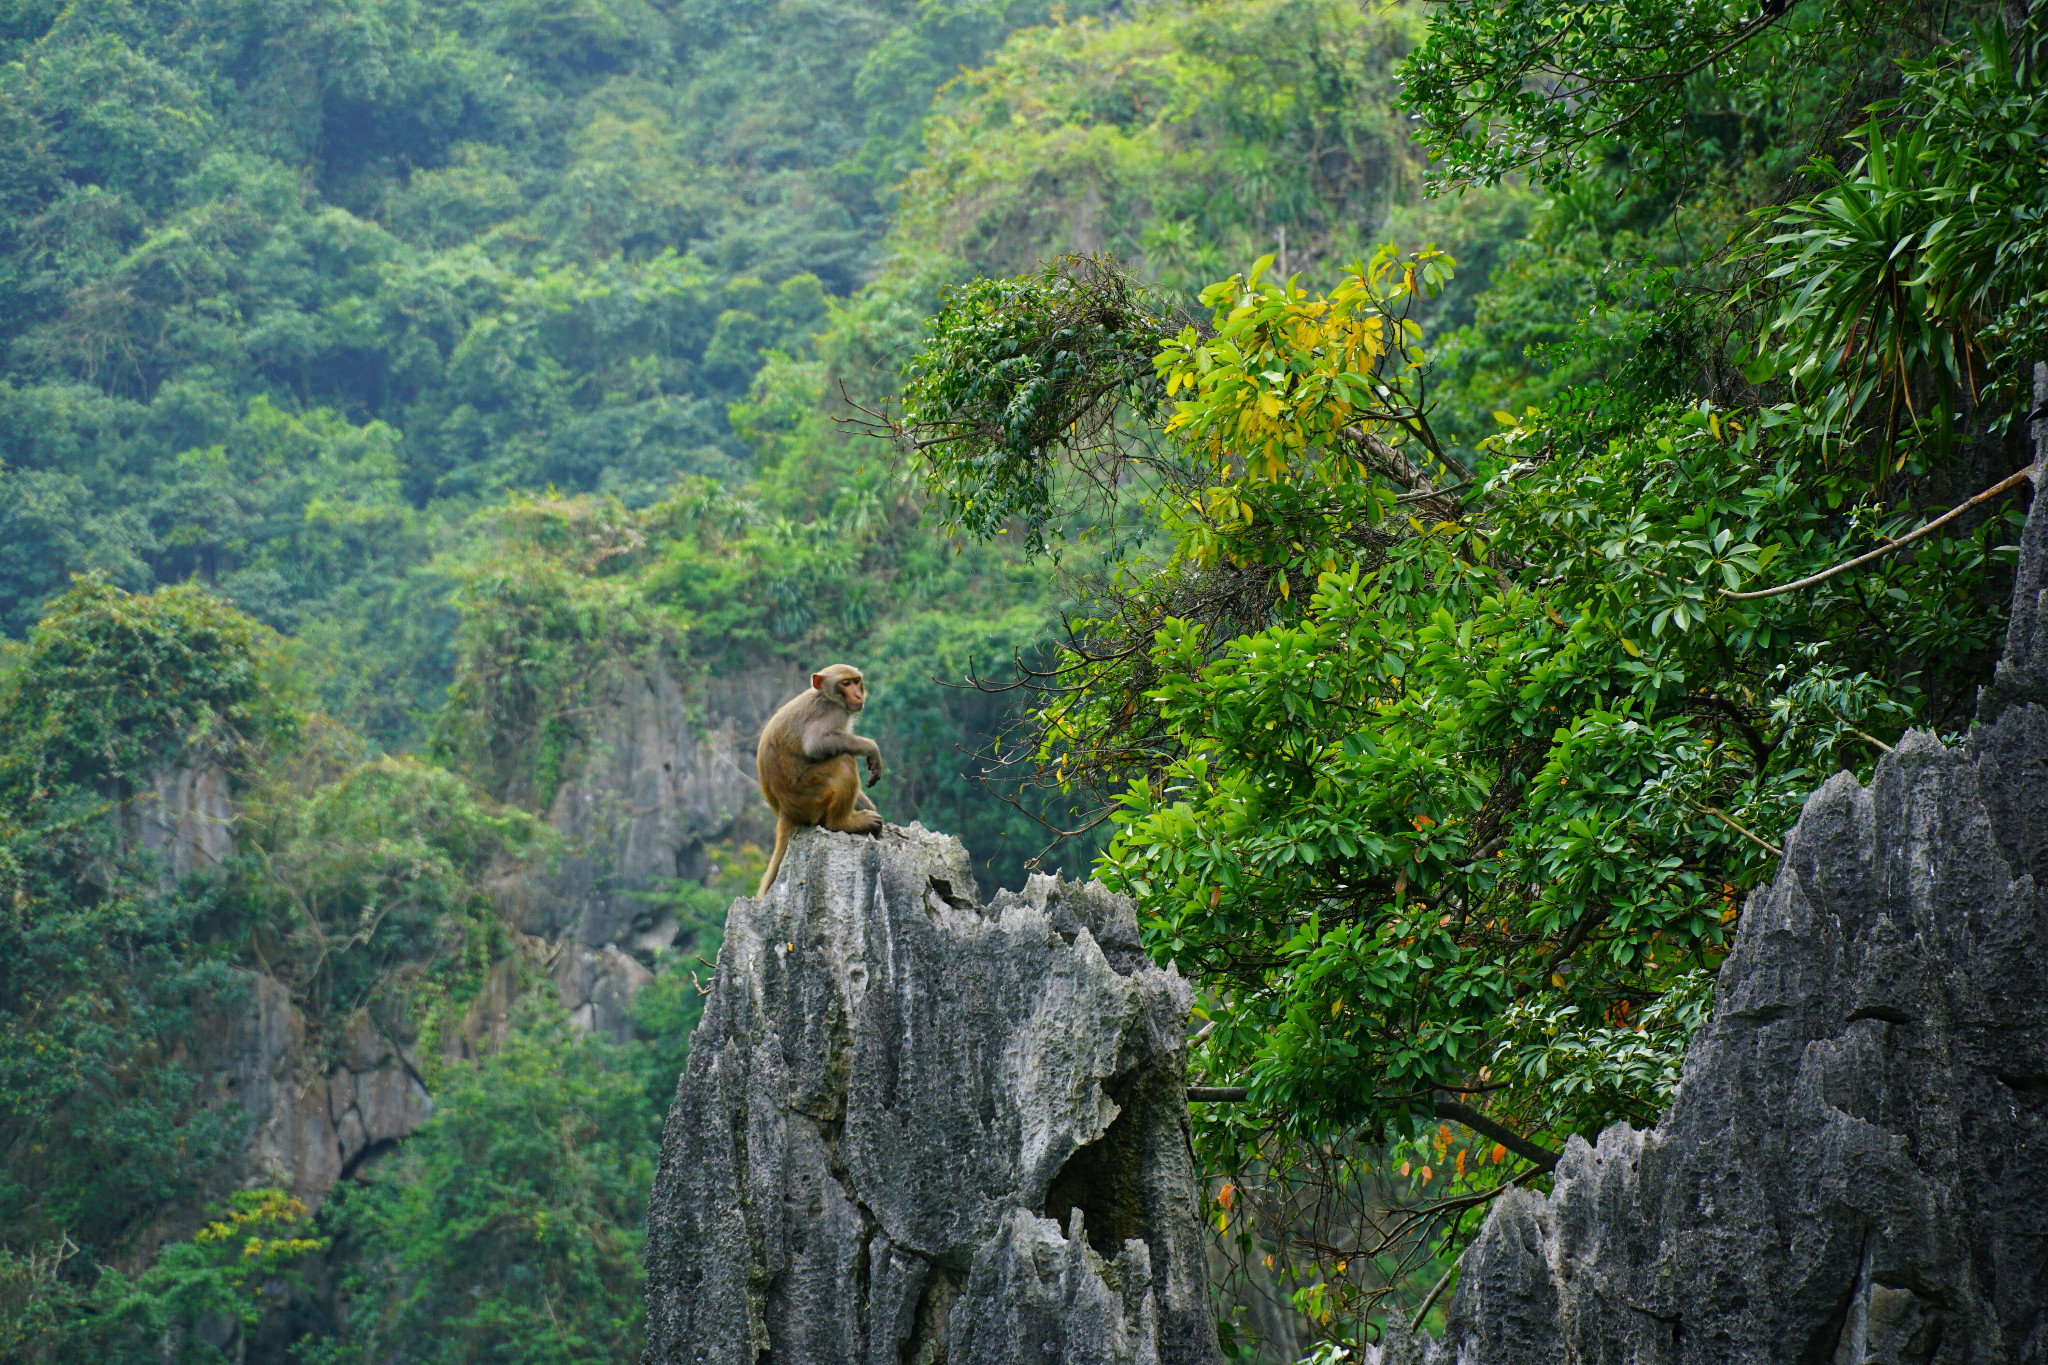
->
640, 822, 1224, 1365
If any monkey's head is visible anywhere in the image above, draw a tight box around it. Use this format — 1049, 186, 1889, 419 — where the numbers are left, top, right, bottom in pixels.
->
811, 663, 867, 713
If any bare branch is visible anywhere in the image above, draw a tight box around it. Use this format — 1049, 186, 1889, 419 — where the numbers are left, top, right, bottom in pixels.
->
1725, 464, 2033, 600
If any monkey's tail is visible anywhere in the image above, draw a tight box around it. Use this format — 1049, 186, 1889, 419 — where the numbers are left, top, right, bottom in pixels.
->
758, 813, 796, 897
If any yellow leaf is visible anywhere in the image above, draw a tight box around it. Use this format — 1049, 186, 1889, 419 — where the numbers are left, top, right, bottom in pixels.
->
1278, 576, 1291, 601
1330, 997, 1343, 1018
1620, 637, 1641, 658
1492, 410, 1516, 426
1492, 1143, 1507, 1165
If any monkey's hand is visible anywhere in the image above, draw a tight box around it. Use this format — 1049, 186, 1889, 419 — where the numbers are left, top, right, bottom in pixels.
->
865, 754, 885, 788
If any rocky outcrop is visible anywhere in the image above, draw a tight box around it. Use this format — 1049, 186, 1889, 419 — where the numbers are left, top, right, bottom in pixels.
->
1374, 721, 2048, 1365
123, 759, 235, 890
641, 824, 1224, 1365
498, 657, 807, 950
212, 978, 434, 1209
1374, 398, 2048, 1365
554, 942, 657, 1045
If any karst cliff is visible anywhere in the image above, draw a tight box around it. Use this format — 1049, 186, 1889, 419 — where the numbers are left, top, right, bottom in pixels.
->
133, 654, 807, 1213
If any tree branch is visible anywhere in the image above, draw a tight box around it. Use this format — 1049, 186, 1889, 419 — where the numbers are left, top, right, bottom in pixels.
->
1431, 1099, 1561, 1172
1725, 464, 2034, 600
1528, 906, 1605, 994
1684, 799, 1783, 858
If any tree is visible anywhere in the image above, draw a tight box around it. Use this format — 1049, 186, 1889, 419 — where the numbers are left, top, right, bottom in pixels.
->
897, 15, 2044, 1339
314, 1010, 652, 1365
2, 1189, 327, 1365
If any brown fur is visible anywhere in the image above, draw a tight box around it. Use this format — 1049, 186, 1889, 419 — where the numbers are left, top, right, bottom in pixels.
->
755, 663, 885, 895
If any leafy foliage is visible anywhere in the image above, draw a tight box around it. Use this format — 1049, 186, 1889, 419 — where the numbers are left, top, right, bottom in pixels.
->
903, 256, 1175, 552
892, 0, 1422, 291
314, 1010, 652, 1365
906, 15, 2042, 1344
0, 578, 293, 796
239, 751, 540, 1021
1756, 24, 2048, 446
1401, 0, 1966, 191
0, 0, 1125, 764
2, 1190, 327, 1365
0, 582, 287, 1258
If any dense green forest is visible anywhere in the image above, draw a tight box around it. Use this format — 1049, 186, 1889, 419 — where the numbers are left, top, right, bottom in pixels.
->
3, 0, 2045, 1355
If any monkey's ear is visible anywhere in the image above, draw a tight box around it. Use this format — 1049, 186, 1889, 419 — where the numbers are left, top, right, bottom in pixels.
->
810, 673, 826, 691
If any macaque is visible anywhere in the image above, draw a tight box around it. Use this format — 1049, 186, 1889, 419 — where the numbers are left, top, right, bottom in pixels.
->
754, 663, 885, 895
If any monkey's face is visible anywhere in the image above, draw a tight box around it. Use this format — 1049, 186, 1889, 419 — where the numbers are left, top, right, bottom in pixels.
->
814, 667, 867, 711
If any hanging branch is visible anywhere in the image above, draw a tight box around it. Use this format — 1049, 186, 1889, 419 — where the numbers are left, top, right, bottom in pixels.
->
1684, 799, 1785, 859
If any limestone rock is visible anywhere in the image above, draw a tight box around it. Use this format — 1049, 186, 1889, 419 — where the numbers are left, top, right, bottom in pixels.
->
497, 657, 806, 947
641, 823, 1223, 1365
555, 941, 656, 1043
125, 760, 234, 889
211, 976, 434, 1208
951, 1209, 1163, 1365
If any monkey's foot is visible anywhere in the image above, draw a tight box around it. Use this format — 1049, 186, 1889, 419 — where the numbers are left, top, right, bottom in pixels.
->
836, 810, 885, 835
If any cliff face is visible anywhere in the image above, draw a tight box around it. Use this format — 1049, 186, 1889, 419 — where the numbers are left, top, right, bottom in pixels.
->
209, 977, 437, 1209
155, 658, 802, 1214
641, 823, 1224, 1365
122, 756, 235, 891
497, 657, 807, 952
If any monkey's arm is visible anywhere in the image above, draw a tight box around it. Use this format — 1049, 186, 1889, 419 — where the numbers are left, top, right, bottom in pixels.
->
799, 729, 879, 761
801, 722, 882, 769
800, 722, 884, 785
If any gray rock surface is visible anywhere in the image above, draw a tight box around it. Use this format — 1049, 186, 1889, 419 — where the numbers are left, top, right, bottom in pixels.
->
641, 823, 1224, 1365
1373, 423, 2048, 1365
497, 656, 806, 948
211, 978, 434, 1208
124, 759, 235, 890
555, 941, 657, 1044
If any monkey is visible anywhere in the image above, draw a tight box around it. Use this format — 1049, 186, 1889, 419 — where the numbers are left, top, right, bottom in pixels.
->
754, 663, 885, 895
